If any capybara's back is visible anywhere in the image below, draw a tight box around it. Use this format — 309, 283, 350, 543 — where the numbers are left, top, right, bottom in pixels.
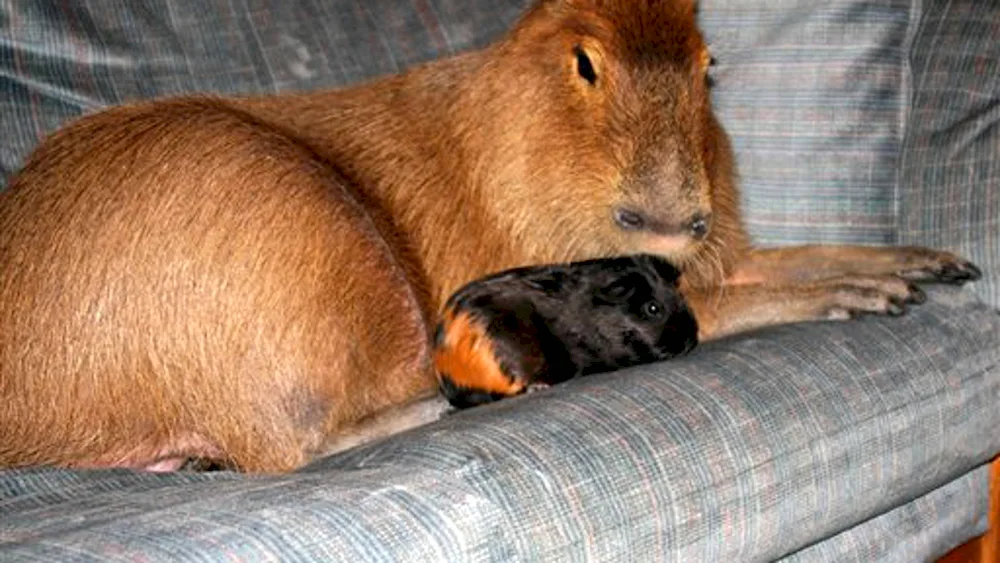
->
0, 0, 738, 472
0, 100, 431, 472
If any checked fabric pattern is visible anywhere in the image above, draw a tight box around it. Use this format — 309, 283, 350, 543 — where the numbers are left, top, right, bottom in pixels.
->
2, 288, 999, 561
1, 0, 999, 560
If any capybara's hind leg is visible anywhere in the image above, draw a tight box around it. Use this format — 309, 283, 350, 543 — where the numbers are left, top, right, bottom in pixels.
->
317, 394, 452, 457
0, 98, 433, 472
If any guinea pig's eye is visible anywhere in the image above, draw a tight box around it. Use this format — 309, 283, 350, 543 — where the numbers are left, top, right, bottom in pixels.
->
642, 300, 664, 318
574, 45, 598, 86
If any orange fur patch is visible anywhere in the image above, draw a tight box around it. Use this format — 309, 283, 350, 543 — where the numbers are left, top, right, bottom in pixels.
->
433, 308, 523, 396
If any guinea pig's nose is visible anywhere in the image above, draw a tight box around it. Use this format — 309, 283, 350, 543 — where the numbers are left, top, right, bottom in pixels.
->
688, 212, 712, 240
614, 208, 646, 231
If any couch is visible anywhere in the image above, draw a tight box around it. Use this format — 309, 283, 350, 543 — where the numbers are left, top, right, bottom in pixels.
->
1, 0, 998, 561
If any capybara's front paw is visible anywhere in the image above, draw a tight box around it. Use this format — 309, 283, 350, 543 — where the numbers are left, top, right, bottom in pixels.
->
893, 247, 982, 284
822, 275, 927, 319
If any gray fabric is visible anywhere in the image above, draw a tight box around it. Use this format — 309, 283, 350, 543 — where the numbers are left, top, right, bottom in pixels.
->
1, 0, 999, 560
699, 0, 1000, 308
3, 287, 999, 561
781, 463, 992, 562
897, 0, 1000, 309
0, 467, 514, 561
700, 0, 912, 246
0, 0, 528, 185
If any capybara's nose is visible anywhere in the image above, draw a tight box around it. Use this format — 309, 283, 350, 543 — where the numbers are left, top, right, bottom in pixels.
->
687, 212, 712, 240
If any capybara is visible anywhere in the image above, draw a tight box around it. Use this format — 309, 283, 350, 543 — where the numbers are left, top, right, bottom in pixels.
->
0, 0, 981, 473
434, 254, 698, 409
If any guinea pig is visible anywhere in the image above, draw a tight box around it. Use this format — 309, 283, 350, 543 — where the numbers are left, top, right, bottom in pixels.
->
433, 254, 698, 409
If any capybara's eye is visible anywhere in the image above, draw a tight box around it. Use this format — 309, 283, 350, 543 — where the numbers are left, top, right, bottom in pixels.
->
573, 45, 597, 86
642, 300, 664, 318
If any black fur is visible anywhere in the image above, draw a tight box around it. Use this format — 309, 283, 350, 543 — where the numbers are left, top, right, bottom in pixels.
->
437, 254, 698, 408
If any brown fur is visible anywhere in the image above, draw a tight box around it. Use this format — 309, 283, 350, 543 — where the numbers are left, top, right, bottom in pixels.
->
0, 0, 978, 472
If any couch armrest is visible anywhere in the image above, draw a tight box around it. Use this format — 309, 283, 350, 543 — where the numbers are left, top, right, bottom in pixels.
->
3, 287, 998, 561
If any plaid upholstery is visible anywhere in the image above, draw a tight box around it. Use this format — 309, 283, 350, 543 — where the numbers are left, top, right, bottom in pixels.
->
896, 1, 1000, 310
2, 288, 999, 561
2, 0, 999, 561
699, 0, 911, 246
782, 463, 992, 562
0, 0, 528, 184
698, 0, 1000, 308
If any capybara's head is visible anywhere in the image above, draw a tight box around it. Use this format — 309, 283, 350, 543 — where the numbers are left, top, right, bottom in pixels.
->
482, 0, 719, 265
433, 254, 698, 409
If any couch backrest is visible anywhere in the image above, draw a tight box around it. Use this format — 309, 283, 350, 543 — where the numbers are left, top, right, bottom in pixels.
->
0, 0, 995, 306
700, 0, 999, 307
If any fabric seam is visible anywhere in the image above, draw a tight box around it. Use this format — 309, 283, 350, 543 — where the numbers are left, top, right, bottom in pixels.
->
894, 0, 923, 245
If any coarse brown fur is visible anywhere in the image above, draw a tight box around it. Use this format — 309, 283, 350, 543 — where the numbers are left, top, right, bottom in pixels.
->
0, 0, 979, 473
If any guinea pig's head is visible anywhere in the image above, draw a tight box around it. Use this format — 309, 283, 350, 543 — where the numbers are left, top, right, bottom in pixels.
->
576, 253, 699, 366
488, 0, 719, 265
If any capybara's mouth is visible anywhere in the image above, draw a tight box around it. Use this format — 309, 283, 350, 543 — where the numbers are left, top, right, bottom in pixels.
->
634, 233, 698, 261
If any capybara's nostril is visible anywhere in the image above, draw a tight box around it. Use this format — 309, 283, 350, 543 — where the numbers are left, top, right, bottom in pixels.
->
688, 212, 712, 240
614, 208, 645, 231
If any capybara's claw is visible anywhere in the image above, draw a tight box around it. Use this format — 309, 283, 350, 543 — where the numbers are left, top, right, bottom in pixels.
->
906, 284, 927, 305
886, 296, 907, 316
936, 259, 982, 283
896, 250, 982, 285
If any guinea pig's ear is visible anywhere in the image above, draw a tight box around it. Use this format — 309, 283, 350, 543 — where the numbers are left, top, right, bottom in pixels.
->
594, 276, 638, 305
523, 271, 567, 294
639, 255, 682, 285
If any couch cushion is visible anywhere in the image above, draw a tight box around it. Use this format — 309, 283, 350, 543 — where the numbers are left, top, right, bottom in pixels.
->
0, 0, 528, 184
3, 287, 999, 561
0, 466, 516, 561
699, 0, 1000, 308
896, 1, 1000, 308
699, 0, 911, 246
